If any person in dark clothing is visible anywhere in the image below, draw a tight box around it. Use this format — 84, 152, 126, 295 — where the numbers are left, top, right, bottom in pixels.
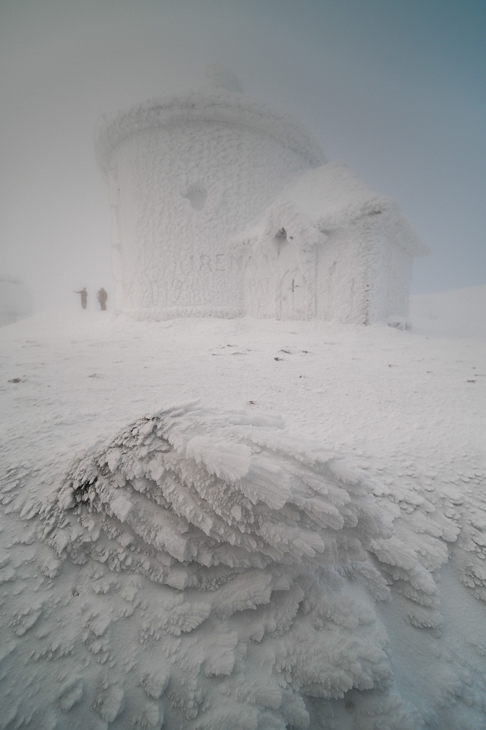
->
97, 287, 108, 311
74, 288, 87, 309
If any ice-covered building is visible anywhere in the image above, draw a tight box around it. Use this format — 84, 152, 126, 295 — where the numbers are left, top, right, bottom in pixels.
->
95, 89, 427, 324
0, 274, 33, 327
95, 91, 324, 319
236, 162, 428, 324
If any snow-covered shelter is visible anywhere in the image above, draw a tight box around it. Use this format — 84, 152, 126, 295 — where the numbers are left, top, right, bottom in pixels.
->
235, 162, 428, 324
0, 274, 33, 327
96, 89, 427, 324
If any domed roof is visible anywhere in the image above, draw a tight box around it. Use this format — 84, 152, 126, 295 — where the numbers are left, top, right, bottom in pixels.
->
94, 89, 326, 179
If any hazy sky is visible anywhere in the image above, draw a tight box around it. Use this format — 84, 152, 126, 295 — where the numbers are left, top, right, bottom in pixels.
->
1, 0, 485, 312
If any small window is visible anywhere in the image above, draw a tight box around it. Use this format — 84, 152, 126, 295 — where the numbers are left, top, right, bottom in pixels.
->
182, 184, 207, 211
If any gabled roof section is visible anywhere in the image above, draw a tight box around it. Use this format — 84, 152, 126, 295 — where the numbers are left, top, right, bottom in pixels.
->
234, 162, 429, 257
235, 199, 322, 253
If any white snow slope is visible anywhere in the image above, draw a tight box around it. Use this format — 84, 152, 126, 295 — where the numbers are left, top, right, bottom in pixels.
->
0, 289, 485, 729
410, 284, 486, 338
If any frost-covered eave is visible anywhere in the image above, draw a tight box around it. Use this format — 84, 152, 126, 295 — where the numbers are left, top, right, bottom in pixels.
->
94, 90, 326, 180
319, 202, 430, 258
232, 196, 429, 258
231, 160, 429, 259
231, 200, 321, 254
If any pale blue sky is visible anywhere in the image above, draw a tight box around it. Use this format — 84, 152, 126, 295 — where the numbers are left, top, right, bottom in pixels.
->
1, 0, 485, 311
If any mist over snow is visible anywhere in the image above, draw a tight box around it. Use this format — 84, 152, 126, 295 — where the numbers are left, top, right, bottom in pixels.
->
1, 0, 485, 312
0, 275, 33, 328
410, 284, 486, 339
1, 1, 485, 727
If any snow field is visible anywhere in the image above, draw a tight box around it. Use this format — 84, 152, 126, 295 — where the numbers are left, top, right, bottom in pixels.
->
0, 308, 485, 728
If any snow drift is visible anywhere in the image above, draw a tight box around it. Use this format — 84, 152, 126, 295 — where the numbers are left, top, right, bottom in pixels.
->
2, 402, 474, 729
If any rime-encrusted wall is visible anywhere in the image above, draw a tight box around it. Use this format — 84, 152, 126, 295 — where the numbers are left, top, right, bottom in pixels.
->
316, 229, 369, 324
235, 163, 428, 324
96, 91, 325, 319
315, 214, 414, 325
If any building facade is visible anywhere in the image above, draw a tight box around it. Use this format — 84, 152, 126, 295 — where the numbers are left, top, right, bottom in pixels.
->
96, 90, 427, 324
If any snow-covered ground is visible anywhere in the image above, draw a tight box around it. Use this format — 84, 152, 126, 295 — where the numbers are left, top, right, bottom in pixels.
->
0, 287, 485, 729
410, 284, 486, 338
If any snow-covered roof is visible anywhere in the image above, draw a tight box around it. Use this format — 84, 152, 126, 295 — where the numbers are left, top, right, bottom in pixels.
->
94, 90, 326, 179
235, 161, 429, 257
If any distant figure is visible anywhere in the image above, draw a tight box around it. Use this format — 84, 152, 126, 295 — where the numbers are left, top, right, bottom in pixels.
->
97, 287, 108, 311
74, 288, 87, 309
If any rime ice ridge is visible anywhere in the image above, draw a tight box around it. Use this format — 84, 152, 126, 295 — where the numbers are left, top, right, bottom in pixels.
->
55, 404, 393, 582
2, 403, 457, 728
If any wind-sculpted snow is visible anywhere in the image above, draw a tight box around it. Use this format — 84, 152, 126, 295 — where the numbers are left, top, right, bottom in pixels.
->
1, 309, 485, 728
55, 404, 392, 578
2, 403, 474, 729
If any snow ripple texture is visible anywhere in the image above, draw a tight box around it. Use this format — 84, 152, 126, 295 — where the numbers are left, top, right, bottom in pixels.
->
2, 403, 483, 729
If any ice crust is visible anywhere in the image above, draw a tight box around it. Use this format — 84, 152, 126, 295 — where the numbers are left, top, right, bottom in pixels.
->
2, 402, 481, 729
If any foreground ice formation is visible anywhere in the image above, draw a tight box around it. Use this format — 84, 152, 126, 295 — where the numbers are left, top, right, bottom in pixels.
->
1, 403, 485, 728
